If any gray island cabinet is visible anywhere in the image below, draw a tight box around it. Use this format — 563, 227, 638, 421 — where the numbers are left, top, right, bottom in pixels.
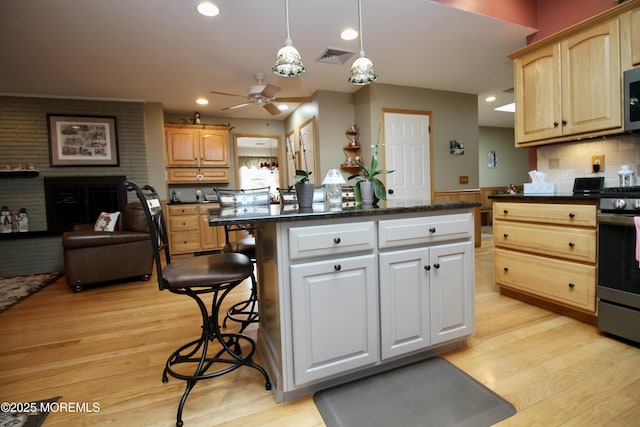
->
208, 200, 478, 402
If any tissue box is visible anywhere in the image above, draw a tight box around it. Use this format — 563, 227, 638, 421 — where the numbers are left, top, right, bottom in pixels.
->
524, 183, 556, 195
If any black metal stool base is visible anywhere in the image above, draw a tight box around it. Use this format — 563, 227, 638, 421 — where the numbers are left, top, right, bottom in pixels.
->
223, 273, 259, 333
164, 285, 271, 427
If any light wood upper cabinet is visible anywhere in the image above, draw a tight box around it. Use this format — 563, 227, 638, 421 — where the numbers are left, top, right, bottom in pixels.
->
165, 124, 230, 184
631, 8, 640, 66
512, 18, 621, 145
165, 125, 230, 167
561, 19, 621, 136
514, 44, 562, 143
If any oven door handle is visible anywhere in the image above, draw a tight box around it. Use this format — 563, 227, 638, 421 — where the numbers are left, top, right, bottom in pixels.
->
597, 213, 637, 226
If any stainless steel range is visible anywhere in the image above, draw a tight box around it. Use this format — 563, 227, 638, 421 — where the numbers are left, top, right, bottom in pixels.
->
597, 186, 640, 344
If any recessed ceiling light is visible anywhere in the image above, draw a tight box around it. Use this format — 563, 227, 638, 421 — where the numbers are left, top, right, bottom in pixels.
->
196, 98, 209, 105
197, 1, 219, 17
341, 28, 358, 41
485, 96, 496, 102
495, 102, 515, 112
278, 104, 289, 111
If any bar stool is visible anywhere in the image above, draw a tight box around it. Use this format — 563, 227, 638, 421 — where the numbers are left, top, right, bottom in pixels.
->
124, 181, 270, 427
214, 187, 271, 332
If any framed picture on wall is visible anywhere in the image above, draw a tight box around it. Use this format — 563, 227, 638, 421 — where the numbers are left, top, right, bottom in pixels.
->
48, 115, 119, 166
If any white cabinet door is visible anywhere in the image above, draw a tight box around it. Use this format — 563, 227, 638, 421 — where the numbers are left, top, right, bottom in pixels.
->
379, 247, 430, 360
429, 241, 474, 344
290, 254, 378, 385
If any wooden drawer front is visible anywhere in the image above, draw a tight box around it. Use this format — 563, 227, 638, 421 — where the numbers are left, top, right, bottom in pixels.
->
171, 231, 201, 253
495, 248, 596, 312
168, 204, 198, 216
169, 215, 199, 232
378, 213, 472, 249
288, 221, 375, 260
494, 221, 596, 263
493, 202, 596, 227
167, 168, 230, 184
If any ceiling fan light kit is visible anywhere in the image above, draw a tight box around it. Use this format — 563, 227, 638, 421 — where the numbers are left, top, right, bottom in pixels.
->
273, 0, 305, 77
348, 0, 377, 85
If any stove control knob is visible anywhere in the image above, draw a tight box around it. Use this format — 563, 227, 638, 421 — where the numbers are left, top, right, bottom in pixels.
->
613, 199, 626, 210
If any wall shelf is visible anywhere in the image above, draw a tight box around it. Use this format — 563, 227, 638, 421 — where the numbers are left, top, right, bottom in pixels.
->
0, 170, 40, 178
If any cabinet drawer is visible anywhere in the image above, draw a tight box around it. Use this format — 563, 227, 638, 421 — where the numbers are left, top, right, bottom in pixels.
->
168, 204, 198, 216
378, 213, 472, 249
494, 221, 596, 263
170, 231, 201, 253
169, 215, 199, 231
493, 202, 596, 227
288, 221, 375, 260
495, 248, 596, 312
167, 168, 230, 184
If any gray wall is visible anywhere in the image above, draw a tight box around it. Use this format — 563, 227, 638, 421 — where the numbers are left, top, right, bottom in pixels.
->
355, 83, 480, 191
478, 126, 529, 187
0, 96, 148, 276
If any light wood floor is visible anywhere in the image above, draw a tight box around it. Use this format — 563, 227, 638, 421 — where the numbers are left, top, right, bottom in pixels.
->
1, 235, 639, 426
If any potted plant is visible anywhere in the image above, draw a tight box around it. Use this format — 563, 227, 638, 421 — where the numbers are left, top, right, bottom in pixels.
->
288, 132, 314, 208
347, 126, 394, 207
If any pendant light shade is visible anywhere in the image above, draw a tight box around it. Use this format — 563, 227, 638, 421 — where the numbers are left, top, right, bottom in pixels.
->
349, 0, 377, 85
273, 0, 305, 77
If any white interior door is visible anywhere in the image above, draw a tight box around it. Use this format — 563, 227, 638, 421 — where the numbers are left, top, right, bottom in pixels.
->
383, 112, 431, 200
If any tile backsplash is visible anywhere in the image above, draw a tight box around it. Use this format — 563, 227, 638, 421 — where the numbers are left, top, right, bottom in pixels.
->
536, 133, 640, 192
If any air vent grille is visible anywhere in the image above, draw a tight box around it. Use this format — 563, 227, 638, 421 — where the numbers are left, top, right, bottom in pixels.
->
317, 48, 354, 65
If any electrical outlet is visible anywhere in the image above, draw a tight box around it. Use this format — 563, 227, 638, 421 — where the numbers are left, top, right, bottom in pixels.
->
459, 175, 469, 185
592, 154, 605, 173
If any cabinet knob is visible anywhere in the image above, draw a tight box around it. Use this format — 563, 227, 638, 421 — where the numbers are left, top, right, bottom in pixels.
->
568, 242, 575, 247
569, 212, 575, 218
433, 263, 440, 269
503, 233, 509, 238
333, 237, 341, 244
388, 189, 394, 195
503, 266, 509, 272
568, 282, 575, 288
424, 265, 431, 271
429, 227, 436, 233
553, 121, 559, 127
503, 209, 509, 214
334, 264, 342, 271
562, 119, 567, 125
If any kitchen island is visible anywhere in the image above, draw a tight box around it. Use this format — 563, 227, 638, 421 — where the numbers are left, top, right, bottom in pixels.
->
209, 200, 479, 402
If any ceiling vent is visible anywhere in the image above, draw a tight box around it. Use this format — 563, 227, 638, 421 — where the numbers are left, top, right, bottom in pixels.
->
317, 48, 354, 65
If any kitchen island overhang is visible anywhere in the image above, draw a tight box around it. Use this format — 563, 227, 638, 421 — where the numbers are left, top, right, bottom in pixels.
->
208, 200, 480, 402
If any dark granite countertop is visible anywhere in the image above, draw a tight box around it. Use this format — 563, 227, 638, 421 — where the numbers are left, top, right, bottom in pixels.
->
489, 193, 600, 202
207, 199, 481, 226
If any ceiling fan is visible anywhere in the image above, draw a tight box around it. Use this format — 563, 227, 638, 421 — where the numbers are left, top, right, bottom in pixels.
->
211, 73, 312, 115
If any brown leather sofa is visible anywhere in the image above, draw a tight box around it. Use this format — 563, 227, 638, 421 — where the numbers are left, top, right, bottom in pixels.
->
62, 202, 153, 292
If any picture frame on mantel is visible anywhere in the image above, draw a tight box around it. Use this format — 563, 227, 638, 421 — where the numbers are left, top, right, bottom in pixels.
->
47, 115, 119, 166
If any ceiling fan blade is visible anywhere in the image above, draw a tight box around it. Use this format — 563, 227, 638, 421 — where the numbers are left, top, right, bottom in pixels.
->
263, 103, 281, 115
274, 96, 313, 103
210, 90, 249, 99
222, 102, 253, 111
260, 83, 281, 99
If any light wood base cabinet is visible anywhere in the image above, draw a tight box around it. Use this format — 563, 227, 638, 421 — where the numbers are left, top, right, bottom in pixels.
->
166, 204, 227, 255
493, 200, 597, 318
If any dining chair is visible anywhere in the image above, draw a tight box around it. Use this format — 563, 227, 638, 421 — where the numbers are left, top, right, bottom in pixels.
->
214, 186, 271, 332
124, 181, 270, 427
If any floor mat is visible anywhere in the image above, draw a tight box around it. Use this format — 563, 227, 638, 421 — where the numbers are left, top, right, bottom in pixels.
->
314, 357, 516, 427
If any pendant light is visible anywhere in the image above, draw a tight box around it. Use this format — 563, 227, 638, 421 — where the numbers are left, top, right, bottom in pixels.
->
273, 0, 305, 77
348, 0, 377, 85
